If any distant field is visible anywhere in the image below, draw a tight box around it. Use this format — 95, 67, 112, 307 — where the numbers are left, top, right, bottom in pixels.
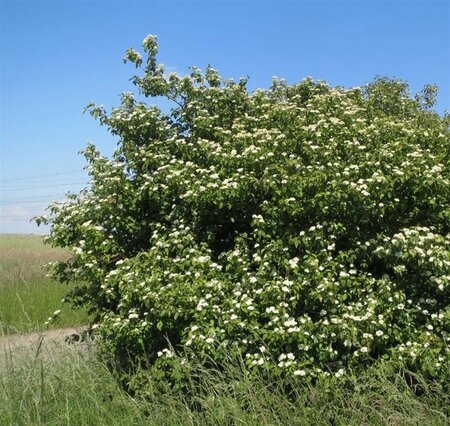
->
0, 234, 89, 335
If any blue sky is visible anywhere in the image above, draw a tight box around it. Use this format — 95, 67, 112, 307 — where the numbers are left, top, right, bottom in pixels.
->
1, 0, 449, 233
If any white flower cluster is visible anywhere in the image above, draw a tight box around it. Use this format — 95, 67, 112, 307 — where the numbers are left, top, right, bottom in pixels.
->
37, 36, 450, 382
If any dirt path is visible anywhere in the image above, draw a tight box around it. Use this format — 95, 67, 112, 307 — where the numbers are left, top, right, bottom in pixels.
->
0, 326, 89, 352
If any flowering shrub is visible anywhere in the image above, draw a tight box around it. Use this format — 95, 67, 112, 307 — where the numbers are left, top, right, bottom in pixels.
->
37, 35, 450, 384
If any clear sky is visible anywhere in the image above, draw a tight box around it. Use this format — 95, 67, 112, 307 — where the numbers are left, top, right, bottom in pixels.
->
1, 0, 449, 234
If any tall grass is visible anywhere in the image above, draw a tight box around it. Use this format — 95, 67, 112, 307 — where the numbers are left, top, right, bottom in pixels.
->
0, 342, 149, 426
0, 234, 89, 335
0, 342, 448, 426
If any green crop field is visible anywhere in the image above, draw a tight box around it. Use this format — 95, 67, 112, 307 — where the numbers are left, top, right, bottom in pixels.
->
0, 234, 89, 335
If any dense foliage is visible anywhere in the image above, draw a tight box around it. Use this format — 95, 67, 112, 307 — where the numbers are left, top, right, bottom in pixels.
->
37, 35, 450, 386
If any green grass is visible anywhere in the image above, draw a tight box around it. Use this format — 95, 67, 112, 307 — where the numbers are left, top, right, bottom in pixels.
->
0, 343, 448, 426
0, 234, 89, 335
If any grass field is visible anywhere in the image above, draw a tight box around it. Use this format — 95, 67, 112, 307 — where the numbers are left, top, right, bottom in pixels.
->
1, 343, 448, 425
0, 234, 89, 335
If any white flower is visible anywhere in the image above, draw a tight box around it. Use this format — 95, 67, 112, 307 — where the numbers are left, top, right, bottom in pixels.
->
294, 369, 306, 376
375, 330, 384, 337
196, 299, 208, 311
157, 348, 173, 358
284, 318, 297, 328
335, 368, 345, 377
288, 257, 299, 269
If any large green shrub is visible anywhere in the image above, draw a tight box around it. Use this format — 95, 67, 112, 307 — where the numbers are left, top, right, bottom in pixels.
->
38, 35, 450, 385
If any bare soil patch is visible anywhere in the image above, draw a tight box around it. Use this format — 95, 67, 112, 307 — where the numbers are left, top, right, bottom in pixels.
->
0, 327, 92, 362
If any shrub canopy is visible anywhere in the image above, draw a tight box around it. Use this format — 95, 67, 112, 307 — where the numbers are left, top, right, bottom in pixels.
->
38, 35, 450, 383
